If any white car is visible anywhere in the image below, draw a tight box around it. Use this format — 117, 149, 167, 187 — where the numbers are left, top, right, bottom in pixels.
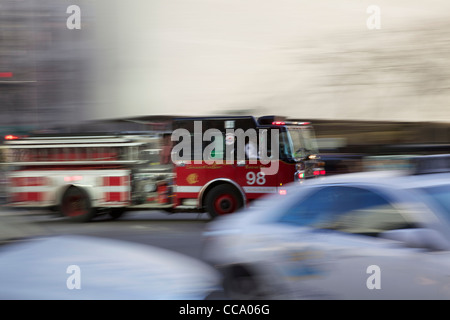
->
0, 218, 220, 299
203, 171, 450, 299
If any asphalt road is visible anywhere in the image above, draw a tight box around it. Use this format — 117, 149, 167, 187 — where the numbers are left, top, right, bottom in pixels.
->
0, 209, 213, 261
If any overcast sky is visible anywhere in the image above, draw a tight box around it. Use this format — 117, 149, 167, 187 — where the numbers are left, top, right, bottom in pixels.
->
89, 0, 450, 122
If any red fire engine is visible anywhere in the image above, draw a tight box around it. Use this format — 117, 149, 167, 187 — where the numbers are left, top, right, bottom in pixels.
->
2, 116, 324, 221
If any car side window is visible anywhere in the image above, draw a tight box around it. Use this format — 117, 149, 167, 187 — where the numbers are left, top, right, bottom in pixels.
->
278, 187, 335, 226
279, 186, 415, 237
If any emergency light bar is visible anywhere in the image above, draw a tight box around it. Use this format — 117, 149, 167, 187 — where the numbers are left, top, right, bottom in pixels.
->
257, 116, 311, 126
271, 121, 311, 126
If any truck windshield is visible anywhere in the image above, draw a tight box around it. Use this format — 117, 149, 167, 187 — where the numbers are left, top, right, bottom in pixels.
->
285, 126, 319, 159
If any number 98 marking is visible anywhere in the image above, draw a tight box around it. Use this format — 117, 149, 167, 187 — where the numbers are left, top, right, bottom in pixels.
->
246, 171, 266, 185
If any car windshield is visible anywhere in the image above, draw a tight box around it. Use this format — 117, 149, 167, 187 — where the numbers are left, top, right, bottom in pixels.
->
417, 184, 450, 221
286, 126, 319, 159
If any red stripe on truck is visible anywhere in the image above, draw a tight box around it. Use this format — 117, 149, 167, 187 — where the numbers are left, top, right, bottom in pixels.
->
103, 176, 128, 186
12, 192, 43, 202
105, 191, 129, 202
11, 177, 46, 187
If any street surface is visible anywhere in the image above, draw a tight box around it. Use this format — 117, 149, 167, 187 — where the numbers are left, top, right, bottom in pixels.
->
0, 209, 212, 261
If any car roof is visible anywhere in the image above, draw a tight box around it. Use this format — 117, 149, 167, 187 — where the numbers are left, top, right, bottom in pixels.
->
297, 170, 450, 190
258, 171, 450, 220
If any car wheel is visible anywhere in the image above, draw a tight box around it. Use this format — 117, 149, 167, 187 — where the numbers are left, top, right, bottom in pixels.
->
222, 265, 266, 300
60, 186, 95, 222
205, 184, 243, 219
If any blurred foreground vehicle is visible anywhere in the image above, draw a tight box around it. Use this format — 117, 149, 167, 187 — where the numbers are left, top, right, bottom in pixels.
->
203, 166, 450, 299
0, 216, 220, 299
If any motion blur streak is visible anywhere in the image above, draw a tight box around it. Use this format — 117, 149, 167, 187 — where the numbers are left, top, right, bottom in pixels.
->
92, 0, 450, 122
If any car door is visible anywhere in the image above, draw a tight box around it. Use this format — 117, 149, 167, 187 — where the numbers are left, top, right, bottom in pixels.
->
275, 185, 444, 299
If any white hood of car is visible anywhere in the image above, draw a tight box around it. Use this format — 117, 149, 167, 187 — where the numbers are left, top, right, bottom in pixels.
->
0, 235, 220, 299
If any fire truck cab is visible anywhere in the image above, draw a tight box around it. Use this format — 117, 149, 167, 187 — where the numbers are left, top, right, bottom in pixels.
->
172, 115, 324, 217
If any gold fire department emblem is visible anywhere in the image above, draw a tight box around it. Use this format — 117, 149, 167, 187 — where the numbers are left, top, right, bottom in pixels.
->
186, 173, 199, 184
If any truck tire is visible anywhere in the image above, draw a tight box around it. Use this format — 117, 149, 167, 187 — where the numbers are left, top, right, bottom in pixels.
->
60, 186, 95, 222
205, 184, 243, 219
108, 208, 126, 220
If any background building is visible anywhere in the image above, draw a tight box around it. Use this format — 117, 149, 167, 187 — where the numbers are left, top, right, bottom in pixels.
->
0, 0, 93, 135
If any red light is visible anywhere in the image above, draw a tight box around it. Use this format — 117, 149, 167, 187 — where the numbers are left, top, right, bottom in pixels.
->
0, 72, 13, 78
272, 121, 286, 125
279, 189, 287, 195
5, 135, 19, 140
313, 170, 320, 176
320, 170, 326, 175
64, 176, 83, 182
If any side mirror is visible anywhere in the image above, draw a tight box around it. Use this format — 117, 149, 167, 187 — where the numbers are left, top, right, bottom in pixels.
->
380, 228, 449, 251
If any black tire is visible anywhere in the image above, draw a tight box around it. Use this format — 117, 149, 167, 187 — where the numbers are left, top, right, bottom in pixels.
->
204, 184, 243, 219
108, 208, 126, 220
222, 265, 265, 300
60, 186, 96, 222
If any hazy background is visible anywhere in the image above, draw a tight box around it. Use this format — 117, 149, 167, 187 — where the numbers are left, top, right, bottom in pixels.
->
92, 0, 450, 122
